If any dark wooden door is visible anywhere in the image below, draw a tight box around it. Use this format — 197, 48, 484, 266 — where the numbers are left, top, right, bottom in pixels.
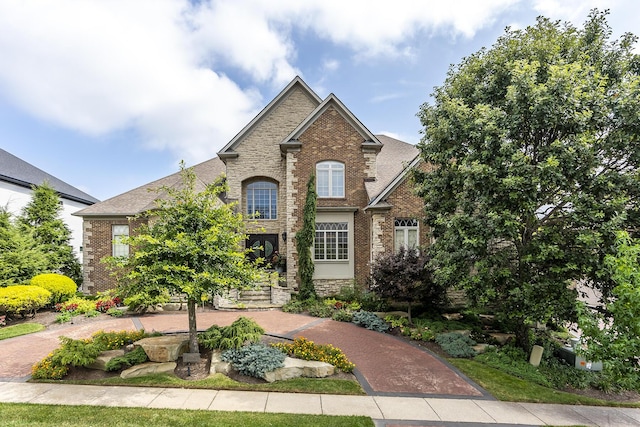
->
246, 234, 278, 265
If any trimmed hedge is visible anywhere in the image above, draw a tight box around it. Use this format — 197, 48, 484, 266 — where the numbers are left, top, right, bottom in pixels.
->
0, 285, 51, 317
31, 273, 77, 304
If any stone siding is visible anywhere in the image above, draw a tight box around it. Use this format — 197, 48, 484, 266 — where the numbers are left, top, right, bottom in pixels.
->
314, 279, 354, 297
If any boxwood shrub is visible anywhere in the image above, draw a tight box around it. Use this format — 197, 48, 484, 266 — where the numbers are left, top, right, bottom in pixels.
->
0, 285, 51, 318
31, 273, 77, 304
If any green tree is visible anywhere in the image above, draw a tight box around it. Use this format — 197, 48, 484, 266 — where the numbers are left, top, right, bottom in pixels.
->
0, 209, 48, 285
414, 10, 640, 350
577, 231, 640, 390
19, 182, 82, 284
106, 164, 263, 353
296, 174, 317, 300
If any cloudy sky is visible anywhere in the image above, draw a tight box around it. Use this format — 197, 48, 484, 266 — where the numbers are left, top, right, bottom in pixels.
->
0, 0, 637, 201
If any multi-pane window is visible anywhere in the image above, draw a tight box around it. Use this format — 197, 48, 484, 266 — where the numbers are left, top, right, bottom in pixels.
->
247, 181, 277, 219
112, 225, 129, 257
316, 161, 344, 197
315, 222, 348, 261
394, 218, 419, 252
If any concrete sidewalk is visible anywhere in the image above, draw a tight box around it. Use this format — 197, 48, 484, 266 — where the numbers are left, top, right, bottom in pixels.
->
1, 381, 639, 426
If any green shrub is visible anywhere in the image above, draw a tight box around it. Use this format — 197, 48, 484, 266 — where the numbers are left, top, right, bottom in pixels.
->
435, 332, 477, 358
331, 309, 354, 322
281, 299, 308, 313
51, 337, 102, 367
352, 311, 389, 332
30, 273, 77, 305
272, 337, 355, 373
105, 346, 149, 371
91, 330, 149, 351
106, 307, 124, 317
123, 289, 170, 313
31, 355, 69, 380
307, 301, 333, 318
222, 343, 285, 379
55, 311, 73, 323
56, 296, 97, 314
336, 286, 387, 312
199, 317, 264, 350
0, 285, 51, 317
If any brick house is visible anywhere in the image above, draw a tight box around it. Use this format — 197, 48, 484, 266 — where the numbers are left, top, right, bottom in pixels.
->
75, 77, 429, 301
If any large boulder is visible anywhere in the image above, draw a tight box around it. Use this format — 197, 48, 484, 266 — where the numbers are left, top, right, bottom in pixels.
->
87, 350, 125, 371
120, 362, 176, 379
209, 350, 232, 375
135, 335, 189, 362
263, 357, 335, 383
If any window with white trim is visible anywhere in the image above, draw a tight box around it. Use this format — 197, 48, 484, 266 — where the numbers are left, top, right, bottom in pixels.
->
112, 225, 129, 257
246, 181, 277, 219
314, 222, 348, 261
316, 161, 344, 197
394, 218, 419, 252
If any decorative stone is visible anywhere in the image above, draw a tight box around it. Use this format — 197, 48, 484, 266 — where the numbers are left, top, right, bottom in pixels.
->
472, 344, 492, 354
87, 349, 125, 371
135, 335, 189, 362
209, 350, 231, 375
488, 333, 515, 345
120, 362, 176, 379
442, 313, 463, 321
263, 357, 335, 383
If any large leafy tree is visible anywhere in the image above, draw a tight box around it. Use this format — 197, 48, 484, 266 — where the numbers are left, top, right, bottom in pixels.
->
414, 10, 640, 350
19, 182, 82, 284
0, 209, 48, 285
107, 164, 263, 353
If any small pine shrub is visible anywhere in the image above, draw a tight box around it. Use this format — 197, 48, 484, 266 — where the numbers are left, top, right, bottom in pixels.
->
0, 285, 51, 318
331, 309, 354, 322
352, 311, 389, 332
105, 346, 149, 371
30, 273, 77, 305
222, 343, 285, 379
435, 332, 477, 358
199, 317, 264, 350
272, 337, 355, 372
52, 337, 102, 367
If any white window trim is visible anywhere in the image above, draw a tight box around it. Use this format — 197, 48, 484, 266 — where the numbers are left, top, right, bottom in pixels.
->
316, 161, 345, 198
314, 222, 349, 261
394, 218, 419, 252
112, 224, 129, 257
246, 181, 278, 220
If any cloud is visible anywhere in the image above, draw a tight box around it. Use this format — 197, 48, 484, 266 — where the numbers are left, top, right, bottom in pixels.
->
0, 0, 523, 164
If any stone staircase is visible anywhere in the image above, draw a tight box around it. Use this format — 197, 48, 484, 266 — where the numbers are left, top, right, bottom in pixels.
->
238, 284, 272, 305
214, 277, 291, 310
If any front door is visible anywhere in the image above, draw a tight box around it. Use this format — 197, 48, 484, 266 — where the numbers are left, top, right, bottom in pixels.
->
246, 234, 278, 266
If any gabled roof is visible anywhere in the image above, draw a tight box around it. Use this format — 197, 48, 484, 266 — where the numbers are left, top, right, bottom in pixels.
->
74, 157, 225, 217
0, 148, 99, 205
282, 93, 382, 148
218, 76, 322, 158
365, 134, 421, 208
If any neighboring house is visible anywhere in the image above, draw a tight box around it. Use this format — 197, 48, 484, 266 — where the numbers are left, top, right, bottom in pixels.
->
75, 77, 429, 299
0, 148, 100, 263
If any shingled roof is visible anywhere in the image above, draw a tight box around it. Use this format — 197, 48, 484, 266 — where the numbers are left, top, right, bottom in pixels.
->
365, 134, 420, 202
74, 157, 225, 217
0, 148, 99, 205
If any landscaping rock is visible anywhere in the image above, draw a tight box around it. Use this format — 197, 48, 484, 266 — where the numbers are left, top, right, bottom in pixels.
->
442, 313, 463, 321
87, 349, 125, 371
135, 335, 189, 362
209, 350, 231, 375
120, 362, 176, 379
488, 332, 515, 345
472, 344, 492, 354
263, 357, 334, 383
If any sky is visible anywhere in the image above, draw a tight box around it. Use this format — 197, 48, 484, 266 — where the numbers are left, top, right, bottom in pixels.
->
0, 0, 638, 202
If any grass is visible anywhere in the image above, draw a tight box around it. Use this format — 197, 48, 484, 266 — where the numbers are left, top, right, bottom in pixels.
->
44, 373, 366, 395
449, 359, 640, 408
0, 323, 45, 340
0, 402, 374, 427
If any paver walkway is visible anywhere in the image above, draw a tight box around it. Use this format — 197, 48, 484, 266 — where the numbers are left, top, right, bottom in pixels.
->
0, 310, 486, 398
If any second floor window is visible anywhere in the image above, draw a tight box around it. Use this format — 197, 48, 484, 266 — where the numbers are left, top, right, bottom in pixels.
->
316, 161, 344, 198
247, 181, 277, 219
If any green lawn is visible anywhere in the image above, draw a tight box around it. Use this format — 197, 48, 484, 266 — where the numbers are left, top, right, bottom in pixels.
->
0, 323, 45, 340
449, 358, 640, 408
42, 373, 366, 396
0, 403, 374, 427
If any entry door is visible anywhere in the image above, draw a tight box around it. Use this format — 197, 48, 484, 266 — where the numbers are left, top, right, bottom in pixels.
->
246, 234, 278, 265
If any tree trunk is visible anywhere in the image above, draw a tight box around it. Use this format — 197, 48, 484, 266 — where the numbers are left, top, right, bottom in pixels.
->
514, 320, 531, 353
187, 298, 199, 354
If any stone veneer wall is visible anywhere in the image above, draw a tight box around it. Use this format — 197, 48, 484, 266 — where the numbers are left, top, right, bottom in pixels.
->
82, 217, 147, 294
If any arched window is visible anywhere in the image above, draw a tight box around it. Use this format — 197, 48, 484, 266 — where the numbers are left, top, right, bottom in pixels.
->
316, 161, 344, 197
246, 181, 277, 219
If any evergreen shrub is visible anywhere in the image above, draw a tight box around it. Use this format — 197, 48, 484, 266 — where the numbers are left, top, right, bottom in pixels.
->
30, 273, 77, 304
435, 332, 477, 358
222, 343, 285, 378
352, 311, 389, 332
0, 285, 51, 317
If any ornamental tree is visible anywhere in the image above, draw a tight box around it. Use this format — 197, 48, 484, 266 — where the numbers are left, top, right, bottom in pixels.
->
106, 164, 263, 353
296, 174, 317, 300
19, 182, 82, 284
414, 10, 640, 350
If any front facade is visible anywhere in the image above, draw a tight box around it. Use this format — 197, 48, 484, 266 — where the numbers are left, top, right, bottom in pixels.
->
76, 77, 429, 297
